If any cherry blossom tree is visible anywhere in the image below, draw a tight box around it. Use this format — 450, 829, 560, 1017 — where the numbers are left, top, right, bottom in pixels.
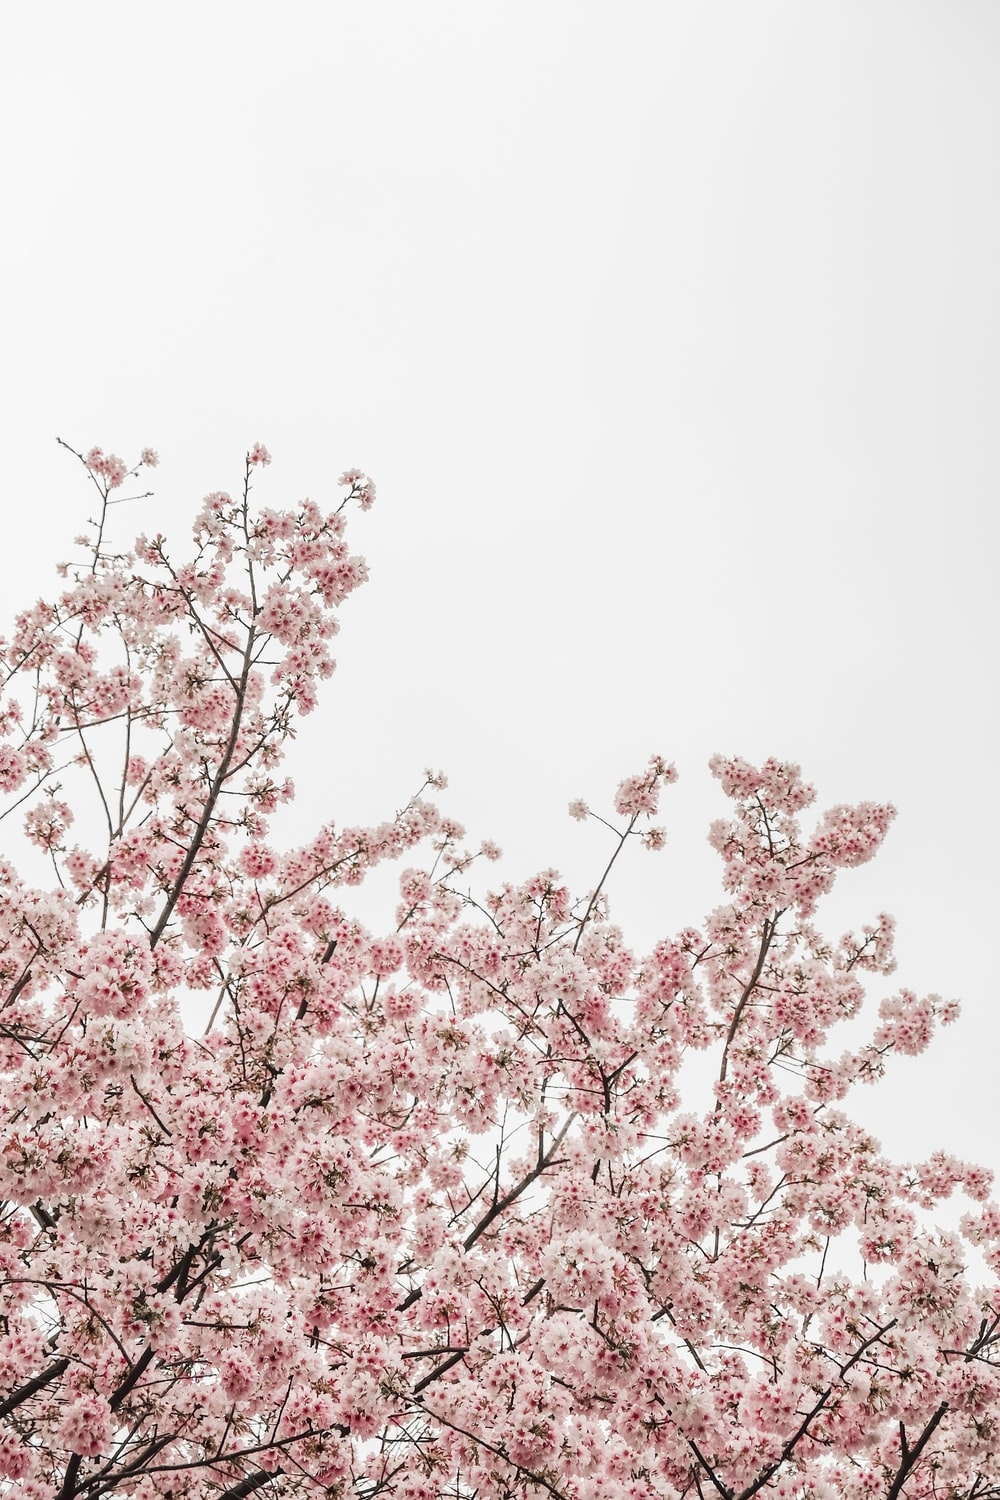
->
1, 442, 998, 1499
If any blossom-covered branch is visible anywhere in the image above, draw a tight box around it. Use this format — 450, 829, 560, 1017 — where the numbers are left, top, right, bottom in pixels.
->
0, 445, 996, 1498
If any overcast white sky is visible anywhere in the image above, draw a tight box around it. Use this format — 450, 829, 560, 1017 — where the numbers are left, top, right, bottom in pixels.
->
1, 3, 997, 1173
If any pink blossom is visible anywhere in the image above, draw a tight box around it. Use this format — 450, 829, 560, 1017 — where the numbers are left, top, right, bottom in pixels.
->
0, 744, 27, 792
84, 445, 128, 488
0, 440, 991, 1500
57, 1393, 113, 1456
338, 467, 376, 508
0, 1430, 35, 1479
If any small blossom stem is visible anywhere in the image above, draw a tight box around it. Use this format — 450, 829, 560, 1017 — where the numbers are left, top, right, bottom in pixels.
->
572, 816, 636, 953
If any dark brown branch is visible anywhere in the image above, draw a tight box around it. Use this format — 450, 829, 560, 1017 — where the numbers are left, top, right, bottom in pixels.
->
718, 914, 781, 1089
57, 1452, 82, 1500
108, 1345, 156, 1413
462, 1111, 576, 1252
147, 622, 258, 948
886, 1403, 949, 1500
218, 1468, 282, 1498
737, 1319, 899, 1500
0, 1356, 70, 1419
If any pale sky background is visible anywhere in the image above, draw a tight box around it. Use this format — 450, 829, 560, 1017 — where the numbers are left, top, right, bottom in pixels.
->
1, 3, 997, 1177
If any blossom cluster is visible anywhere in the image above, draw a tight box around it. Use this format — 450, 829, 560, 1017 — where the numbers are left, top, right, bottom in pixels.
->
0, 444, 995, 1499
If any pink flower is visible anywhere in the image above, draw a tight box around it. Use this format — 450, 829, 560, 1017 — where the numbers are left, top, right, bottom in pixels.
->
84, 445, 128, 488
0, 1431, 34, 1479
0, 744, 28, 793
338, 467, 376, 509
0, 438, 987, 1500
57, 1393, 112, 1457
